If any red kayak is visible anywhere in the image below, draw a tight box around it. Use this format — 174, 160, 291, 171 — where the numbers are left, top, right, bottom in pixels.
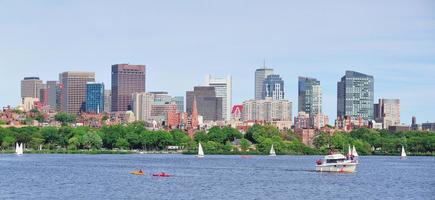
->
152, 172, 172, 177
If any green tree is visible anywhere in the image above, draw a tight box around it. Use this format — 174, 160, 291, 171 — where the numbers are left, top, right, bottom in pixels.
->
68, 137, 80, 150
54, 112, 77, 126
82, 131, 103, 149
313, 132, 331, 149
194, 131, 208, 143
1, 135, 15, 149
115, 138, 130, 150
240, 138, 250, 152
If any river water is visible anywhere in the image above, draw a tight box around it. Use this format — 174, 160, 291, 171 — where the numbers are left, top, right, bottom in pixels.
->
0, 154, 434, 200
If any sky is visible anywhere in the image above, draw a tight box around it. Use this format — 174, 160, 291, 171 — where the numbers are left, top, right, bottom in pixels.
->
0, 0, 434, 123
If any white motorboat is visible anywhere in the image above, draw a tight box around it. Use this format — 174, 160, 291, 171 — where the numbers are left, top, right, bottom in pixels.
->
316, 153, 358, 173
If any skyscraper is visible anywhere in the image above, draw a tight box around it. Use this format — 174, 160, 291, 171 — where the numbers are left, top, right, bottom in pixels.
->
103, 90, 112, 113
204, 74, 232, 121
242, 98, 292, 122
262, 74, 284, 100
46, 81, 59, 110
86, 82, 105, 114
172, 96, 184, 113
111, 64, 146, 112
298, 76, 322, 116
374, 99, 400, 129
255, 67, 274, 100
186, 86, 223, 121
132, 92, 154, 121
59, 72, 95, 114
337, 70, 374, 121
21, 77, 43, 99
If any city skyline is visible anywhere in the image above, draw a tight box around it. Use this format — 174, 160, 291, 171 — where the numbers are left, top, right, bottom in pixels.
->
1, 1, 434, 123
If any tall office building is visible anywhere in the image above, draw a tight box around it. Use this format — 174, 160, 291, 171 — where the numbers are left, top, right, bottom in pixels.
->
204, 74, 232, 121
262, 74, 284, 100
172, 96, 184, 113
111, 64, 146, 112
242, 98, 292, 122
103, 90, 112, 113
374, 99, 400, 129
132, 92, 154, 121
255, 67, 274, 100
21, 77, 43, 99
86, 82, 105, 114
337, 71, 374, 121
186, 86, 223, 121
59, 72, 95, 114
46, 81, 59, 110
298, 77, 322, 116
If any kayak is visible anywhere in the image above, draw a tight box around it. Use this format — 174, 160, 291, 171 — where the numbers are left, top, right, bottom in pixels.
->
130, 171, 145, 176
152, 172, 172, 177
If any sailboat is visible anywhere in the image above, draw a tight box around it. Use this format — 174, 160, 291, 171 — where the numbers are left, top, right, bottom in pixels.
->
352, 145, 359, 157
400, 146, 407, 159
347, 145, 352, 158
269, 144, 276, 157
197, 142, 204, 158
15, 143, 23, 155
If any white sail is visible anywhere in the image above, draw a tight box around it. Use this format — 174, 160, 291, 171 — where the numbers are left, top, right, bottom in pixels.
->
348, 145, 352, 156
401, 146, 407, 158
352, 145, 359, 157
197, 142, 204, 158
269, 145, 276, 156
16, 143, 23, 155
15, 143, 19, 154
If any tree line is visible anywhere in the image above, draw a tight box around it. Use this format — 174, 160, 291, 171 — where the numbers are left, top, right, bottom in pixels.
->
0, 122, 433, 155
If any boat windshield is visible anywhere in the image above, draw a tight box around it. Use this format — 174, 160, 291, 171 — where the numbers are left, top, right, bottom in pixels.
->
326, 159, 346, 164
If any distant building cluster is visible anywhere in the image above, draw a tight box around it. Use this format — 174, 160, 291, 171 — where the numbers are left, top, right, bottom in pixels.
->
3, 62, 433, 146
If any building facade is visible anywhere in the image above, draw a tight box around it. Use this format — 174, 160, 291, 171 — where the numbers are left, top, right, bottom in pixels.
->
86, 82, 105, 114
111, 64, 146, 112
186, 86, 223, 121
131, 92, 154, 121
255, 67, 274, 100
337, 71, 374, 121
21, 77, 44, 99
104, 90, 112, 113
374, 99, 400, 129
298, 76, 322, 116
46, 81, 59, 111
262, 74, 284, 100
242, 98, 292, 122
59, 72, 95, 114
204, 74, 232, 121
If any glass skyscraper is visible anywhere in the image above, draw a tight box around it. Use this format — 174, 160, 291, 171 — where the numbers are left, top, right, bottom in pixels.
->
298, 77, 322, 116
337, 71, 374, 121
86, 82, 105, 114
262, 74, 284, 100
255, 67, 274, 100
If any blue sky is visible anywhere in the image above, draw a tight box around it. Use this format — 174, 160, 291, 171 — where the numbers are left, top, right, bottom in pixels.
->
0, 0, 434, 123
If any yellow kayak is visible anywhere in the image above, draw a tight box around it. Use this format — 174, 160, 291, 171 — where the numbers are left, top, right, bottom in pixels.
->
130, 171, 145, 176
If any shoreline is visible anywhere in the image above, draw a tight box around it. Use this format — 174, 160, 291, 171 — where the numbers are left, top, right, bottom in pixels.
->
1, 150, 434, 156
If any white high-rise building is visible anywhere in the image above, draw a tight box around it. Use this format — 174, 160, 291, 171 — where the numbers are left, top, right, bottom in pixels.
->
255, 67, 274, 100
242, 98, 292, 122
132, 92, 154, 121
204, 74, 232, 121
